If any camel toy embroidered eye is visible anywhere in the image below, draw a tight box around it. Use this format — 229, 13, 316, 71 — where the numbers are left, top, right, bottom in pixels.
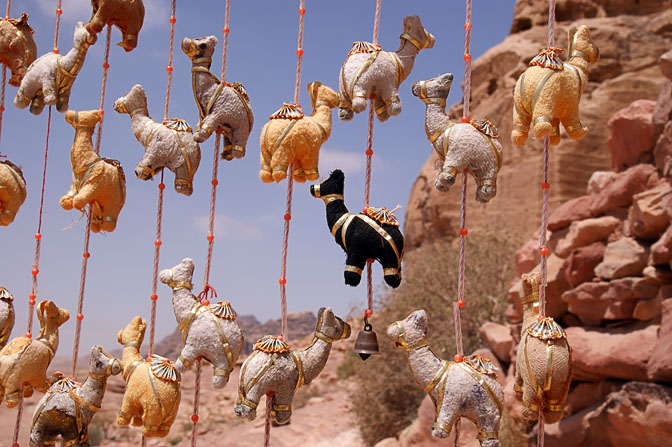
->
0, 159, 27, 226
85, 0, 145, 52
338, 15, 434, 123
0, 13, 37, 87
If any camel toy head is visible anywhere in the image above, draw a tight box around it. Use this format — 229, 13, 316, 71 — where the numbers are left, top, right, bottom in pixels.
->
113, 84, 148, 118
159, 258, 195, 290
316, 307, 352, 342
89, 345, 122, 377
310, 169, 344, 199
569, 25, 599, 64
181, 35, 217, 64
411, 73, 454, 104
36, 300, 70, 332
73, 21, 97, 48
386, 310, 428, 349
400, 15, 435, 51
117, 316, 146, 347
64, 109, 102, 130
307, 81, 340, 110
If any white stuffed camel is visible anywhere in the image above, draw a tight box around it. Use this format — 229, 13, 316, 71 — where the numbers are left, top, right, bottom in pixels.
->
0, 159, 27, 226
0, 287, 15, 349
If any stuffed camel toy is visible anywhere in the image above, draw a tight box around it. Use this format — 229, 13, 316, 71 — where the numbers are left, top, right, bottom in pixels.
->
117, 316, 181, 438
0, 287, 15, 349
339, 15, 434, 122
60, 110, 126, 233
159, 257, 244, 388
30, 345, 122, 447
181, 35, 254, 159
259, 81, 339, 183
388, 310, 504, 446
0, 13, 37, 87
512, 25, 599, 146
86, 0, 145, 52
514, 272, 572, 422
235, 307, 350, 425
0, 158, 27, 226
311, 169, 404, 288
412, 73, 503, 203
14, 22, 97, 115
0, 300, 70, 408
114, 84, 201, 196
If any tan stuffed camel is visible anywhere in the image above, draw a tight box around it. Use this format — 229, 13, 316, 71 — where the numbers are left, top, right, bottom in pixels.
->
60, 110, 126, 233
512, 25, 599, 146
388, 310, 504, 446
514, 272, 572, 422
0, 300, 70, 408
0, 159, 27, 226
86, 0, 145, 52
259, 82, 339, 183
339, 15, 434, 122
0, 287, 15, 350
0, 13, 37, 87
117, 316, 181, 438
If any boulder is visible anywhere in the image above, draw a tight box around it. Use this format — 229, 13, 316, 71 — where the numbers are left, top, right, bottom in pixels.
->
648, 291, 672, 383
479, 323, 514, 364
654, 121, 672, 177
563, 380, 622, 417
526, 253, 570, 319
547, 196, 593, 231
661, 49, 672, 80
643, 264, 672, 283
594, 237, 649, 279
633, 293, 662, 322
590, 164, 659, 216
650, 224, 672, 266
514, 234, 541, 276
559, 241, 606, 288
606, 99, 656, 172
587, 171, 618, 195
505, 279, 523, 323
555, 216, 621, 258
627, 182, 672, 240
653, 79, 672, 138
374, 438, 401, 447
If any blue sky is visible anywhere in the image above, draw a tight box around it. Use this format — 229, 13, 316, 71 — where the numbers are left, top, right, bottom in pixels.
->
2, 0, 515, 355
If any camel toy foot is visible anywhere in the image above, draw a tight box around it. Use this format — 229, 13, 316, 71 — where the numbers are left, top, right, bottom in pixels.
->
550, 134, 561, 146
272, 170, 287, 183
435, 170, 456, 193
101, 219, 117, 233
259, 170, 273, 183
432, 428, 449, 439
29, 98, 46, 116
344, 271, 362, 287
511, 130, 528, 146
351, 97, 367, 113
212, 374, 229, 389
59, 195, 74, 210
338, 107, 354, 121
234, 403, 256, 421
274, 410, 292, 425
533, 120, 553, 139
13, 95, 29, 109
293, 173, 306, 183
383, 273, 401, 288
476, 184, 497, 203
117, 413, 131, 426
193, 129, 209, 143
567, 125, 588, 140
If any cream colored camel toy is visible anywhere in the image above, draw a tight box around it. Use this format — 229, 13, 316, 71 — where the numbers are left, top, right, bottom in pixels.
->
512, 25, 599, 146
14, 22, 97, 115
86, 0, 145, 52
0, 300, 70, 408
182, 36, 254, 159
0, 287, 15, 349
117, 316, 181, 438
259, 81, 339, 183
235, 307, 351, 425
60, 110, 126, 233
339, 15, 434, 122
0, 159, 27, 226
388, 310, 503, 446
30, 345, 122, 447
0, 13, 36, 87
159, 258, 244, 388
114, 84, 201, 196
514, 272, 572, 422
412, 73, 503, 203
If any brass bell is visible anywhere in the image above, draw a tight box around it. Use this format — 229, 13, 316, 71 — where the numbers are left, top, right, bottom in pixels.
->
352, 321, 381, 361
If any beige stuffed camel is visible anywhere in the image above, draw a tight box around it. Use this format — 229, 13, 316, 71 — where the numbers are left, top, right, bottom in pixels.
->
0, 13, 37, 87
0, 287, 15, 349
117, 316, 181, 438
0, 159, 27, 226
512, 25, 599, 146
514, 272, 572, 422
0, 300, 70, 408
86, 0, 145, 52
388, 310, 503, 446
259, 81, 339, 183
339, 15, 434, 122
60, 110, 126, 233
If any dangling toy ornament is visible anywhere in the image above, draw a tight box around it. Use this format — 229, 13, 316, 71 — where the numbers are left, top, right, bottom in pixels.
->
0, 158, 27, 226
86, 0, 145, 52
0, 300, 70, 408
181, 36, 254, 159
412, 74, 503, 202
514, 272, 572, 422
114, 84, 201, 196
338, 15, 434, 122
116, 316, 181, 438
0, 287, 15, 349
30, 345, 122, 447
14, 22, 97, 115
512, 25, 599, 146
0, 13, 37, 87
159, 258, 244, 388
234, 307, 350, 424
310, 169, 405, 288
259, 81, 339, 183
387, 310, 504, 445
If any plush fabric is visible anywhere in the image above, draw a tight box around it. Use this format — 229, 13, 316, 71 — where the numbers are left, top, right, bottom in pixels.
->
338, 15, 434, 122
181, 36, 254, 159
387, 310, 504, 446
412, 74, 503, 203
234, 307, 350, 424
0, 13, 36, 87
0, 300, 70, 408
114, 84, 201, 196
30, 345, 122, 447
259, 82, 339, 183
59, 110, 126, 233
14, 22, 97, 115
86, 0, 145, 52
310, 169, 405, 288
0, 287, 15, 350
0, 159, 27, 226
512, 25, 600, 146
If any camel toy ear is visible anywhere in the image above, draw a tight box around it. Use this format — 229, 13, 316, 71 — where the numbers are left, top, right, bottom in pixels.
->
117, 330, 123, 345
36, 300, 48, 327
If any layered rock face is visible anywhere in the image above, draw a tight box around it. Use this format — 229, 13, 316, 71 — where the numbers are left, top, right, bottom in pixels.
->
404, 0, 672, 249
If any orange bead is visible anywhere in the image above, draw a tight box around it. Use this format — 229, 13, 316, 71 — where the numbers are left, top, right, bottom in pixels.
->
29, 294, 36, 299
0, 106, 4, 112
459, 228, 468, 236
25, 332, 32, 339
211, 179, 219, 186
541, 182, 550, 190
362, 207, 368, 213
13, 443, 19, 447
166, 66, 173, 72
458, 299, 465, 309
364, 309, 372, 318
31, 269, 39, 276
222, 27, 230, 34
169, 17, 176, 24
537, 314, 545, 322
103, 63, 110, 69
99, 109, 104, 116
207, 234, 214, 242
35, 233, 41, 240
191, 415, 199, 422
296, 49, 304, 56
279, 278, 287, 285
56, 8, 62, 15
464, 22, 472, 30
284, 213, 291, 221
366, 148, 373, 157
464, 54, 472, 62
461, 116, 469, 123
154, 239, 161, 247
150, 294, 158, 301
28, 299, 35, 306
202, 300, 210, 306
369, 93, 376, 100
298, 8, 306, 14
76, 314, 84, 321
454, 354, 463, 362
53, 48, 59, 54
158, 183, 166, 190
540, 246, 549, 256
83, 252, 90, 259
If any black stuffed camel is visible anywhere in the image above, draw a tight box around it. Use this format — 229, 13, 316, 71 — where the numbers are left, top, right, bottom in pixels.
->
310, 169, 404, 288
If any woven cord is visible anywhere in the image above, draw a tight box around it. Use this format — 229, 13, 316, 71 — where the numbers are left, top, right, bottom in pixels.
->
0, 67, 6, 147
163, 0, 176, 121
4, 0, 10, 17
189, 360, 202, 447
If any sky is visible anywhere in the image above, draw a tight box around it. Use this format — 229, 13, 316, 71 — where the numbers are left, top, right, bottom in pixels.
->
1, 0, 515, 356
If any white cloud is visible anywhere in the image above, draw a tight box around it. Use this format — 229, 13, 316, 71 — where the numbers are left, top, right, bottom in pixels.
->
319, 148, 365, 174
193, 214, 262, 241
34, 0, 164, 29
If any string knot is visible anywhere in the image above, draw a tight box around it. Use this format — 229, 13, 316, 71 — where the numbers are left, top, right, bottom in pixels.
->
198, 284, 218, 303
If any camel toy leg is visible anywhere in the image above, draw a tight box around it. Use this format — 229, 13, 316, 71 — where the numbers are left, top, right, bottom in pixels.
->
432, 405, 457, 439
376, 83, 401, 121
175, 345, 198, 373
259, 149, 273, 183
117, 396, 141, 426
531, 99, 554, 140
351, 89, 368, 114
373, 96, 389, 122
520, 381, 540, 421
297, 151, 319, 182
220, 133, 235, 161
56, 88, 73, 113
561, 107, 587, 140
344, 253, 367, 287
71, 183, 97, 212
194, 115, 218, 143
100, 214, 118, 233
292, 160, 307, 183
271, 389, 293, 425
227, 126, 249, 161
173, 167, 194, 197
234, 386, 264, 421
140, 403, 163, 438
435, 166, 457, 193
270, 144, 293, 183
550, 118, 561, 146
156, 411, 178, 438
29, 95, 47, 116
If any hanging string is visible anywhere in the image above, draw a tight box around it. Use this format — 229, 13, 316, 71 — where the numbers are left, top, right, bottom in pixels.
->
189, 360, 202, 447
53, 1, 62, 53
4, 0, 10, 18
